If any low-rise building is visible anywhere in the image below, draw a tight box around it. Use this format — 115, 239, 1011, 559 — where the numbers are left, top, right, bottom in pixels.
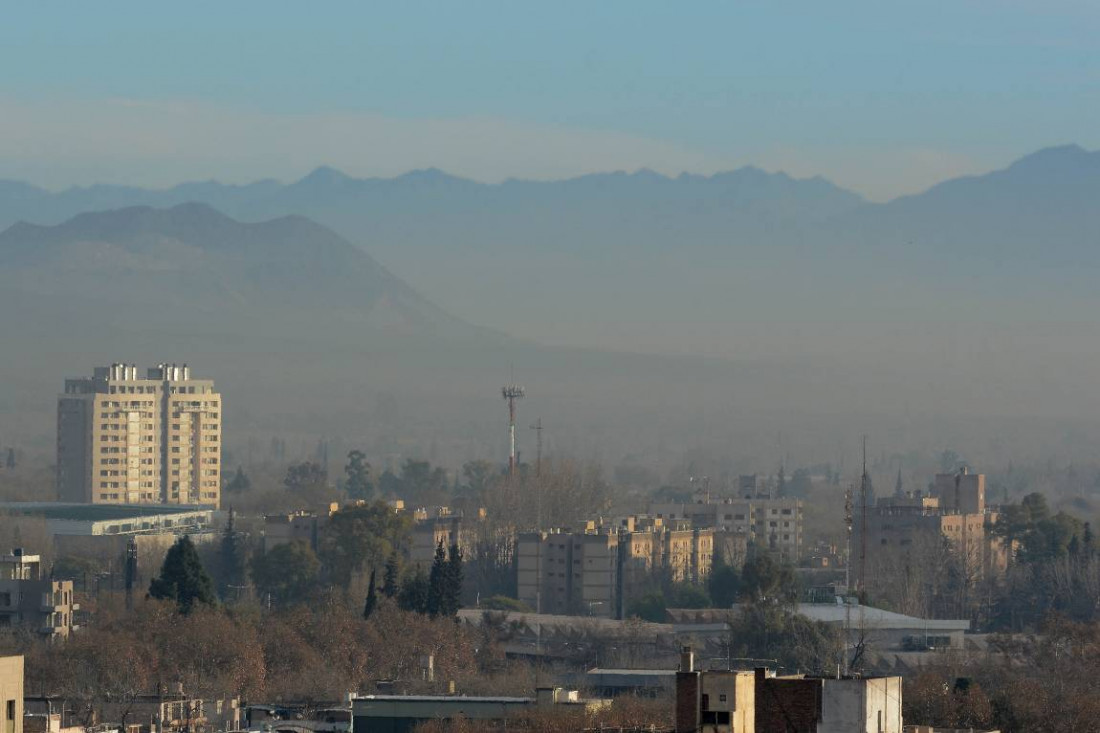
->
352, 688, 601, 733
674, 650, 903, 733
0, 656, 23, 733
0, 550, 77, 639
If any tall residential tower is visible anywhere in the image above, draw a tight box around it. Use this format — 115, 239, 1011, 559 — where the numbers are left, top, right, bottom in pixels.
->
57, 363, 222, 507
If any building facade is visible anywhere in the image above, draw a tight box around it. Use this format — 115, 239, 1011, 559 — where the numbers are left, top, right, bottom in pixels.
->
651, 497, 803, 562
0, 656, 22, 733
675, 651, 903, 733
0, 551, 77, 639
860, 470, 1008, 586
57, 364, 221, 507
517, 519, 713, 619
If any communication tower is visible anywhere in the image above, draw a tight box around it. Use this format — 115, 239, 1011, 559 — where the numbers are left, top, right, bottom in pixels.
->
502, 384, 525, 477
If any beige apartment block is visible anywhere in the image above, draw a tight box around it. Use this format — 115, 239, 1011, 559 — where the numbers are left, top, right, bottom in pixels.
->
0, 655, 22, 733
57, 364, 221, 508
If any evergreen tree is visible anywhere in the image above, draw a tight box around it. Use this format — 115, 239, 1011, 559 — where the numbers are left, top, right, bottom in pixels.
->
218, 509, 249, 601
225, 466, 251, 493
427, 541, 447, 617
5, 448, 13, 470
363, 568, 379, 619
707, 548, 741, 608
148, 536, 216, 614
382, 553, 400, 598
442, 542, 464, 617
398, 566, 430, 614
345, 450, 374, 500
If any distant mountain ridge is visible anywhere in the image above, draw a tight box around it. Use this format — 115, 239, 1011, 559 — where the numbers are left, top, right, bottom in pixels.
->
0, 202, 490, 340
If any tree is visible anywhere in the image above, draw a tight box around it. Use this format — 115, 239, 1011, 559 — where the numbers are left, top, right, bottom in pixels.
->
345, 450, 374, 500
460, 460, 497, 497
626, 592, 667, 622
427, 541, 448, 617
382, 553, 400, 598
251, 541, 320, 606
5, 447, 14, 470
318, 501, 412, 586
225, 467, 251, 493
398, 566, 430, 614
707, 551, 741, 608
741, 552, 798, 605
442, 543, 464, 618
148, 536, 217, 614
284, 461, 328, 493
217, 511, 249, 601
363, 569, 379, 619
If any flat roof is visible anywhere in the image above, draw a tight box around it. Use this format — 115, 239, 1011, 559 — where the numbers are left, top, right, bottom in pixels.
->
0, 503, 211, 522
587, 669, 676, 677
354, 696, 533, 704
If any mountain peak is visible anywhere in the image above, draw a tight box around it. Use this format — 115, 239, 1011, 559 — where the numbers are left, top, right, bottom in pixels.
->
295, 165, 356, 187
1007, 144, 1096, 174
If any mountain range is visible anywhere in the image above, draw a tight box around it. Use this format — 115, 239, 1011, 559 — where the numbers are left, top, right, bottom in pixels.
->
3, 145, 1100, 468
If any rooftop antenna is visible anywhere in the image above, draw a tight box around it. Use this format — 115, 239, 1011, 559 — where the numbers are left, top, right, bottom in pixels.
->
502, 378, 525, 479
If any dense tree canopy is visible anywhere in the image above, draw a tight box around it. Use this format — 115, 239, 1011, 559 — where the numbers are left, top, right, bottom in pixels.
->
148, 536, 216, 614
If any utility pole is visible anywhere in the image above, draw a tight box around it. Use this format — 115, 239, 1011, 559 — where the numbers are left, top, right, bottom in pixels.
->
530, 418, 543, 477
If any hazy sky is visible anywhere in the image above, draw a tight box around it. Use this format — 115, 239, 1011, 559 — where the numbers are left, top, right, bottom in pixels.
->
2, 1, 1097, 200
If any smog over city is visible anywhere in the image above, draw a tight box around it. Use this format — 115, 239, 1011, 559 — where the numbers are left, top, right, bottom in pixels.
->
0, 4, 1098, 732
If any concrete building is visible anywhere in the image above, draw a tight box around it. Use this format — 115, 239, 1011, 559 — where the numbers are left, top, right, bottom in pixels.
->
674, 650, 902, 733
754, 668, 902, 733
352, 688, 600, 733
409, 508, 475, 568
0, 656, 22, 733
0, 503, 216, 570
0, 550, 77, 639
651, 496, 803, 562
860, 469, 1008, 586
518, 520, 713, 619
263, 510, 328, 553
675, 650, 755, 733
57, 364, 222, 508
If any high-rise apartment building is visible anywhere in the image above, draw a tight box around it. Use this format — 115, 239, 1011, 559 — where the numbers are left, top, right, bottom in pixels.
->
57, 364, 221, 507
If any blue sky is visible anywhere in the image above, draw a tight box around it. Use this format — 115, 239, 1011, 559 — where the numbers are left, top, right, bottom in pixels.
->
1, 1, 1097, 198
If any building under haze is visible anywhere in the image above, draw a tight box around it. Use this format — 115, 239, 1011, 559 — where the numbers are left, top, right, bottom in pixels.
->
0, 549, 77, 639
57, 364, 222, 507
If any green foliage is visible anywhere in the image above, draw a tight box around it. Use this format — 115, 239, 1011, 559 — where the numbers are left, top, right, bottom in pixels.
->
283, 461, 328, 493
426, 542, 464, 618
363, 569, 379, 619
225, 466, 251, 493
344, 450, 374, 501
318, 501, 412, 586
460, 460, 497, 497
626, 592, 667, 622
217, 520, 249, 600
741, 552, 799, 604
707, 551, 741, 608
382, 553, 400, 598
725, 604, 842, 673
379, 459, 449, 504
148, 536, 217, 614
480, 595, 532, 612
398, 565, 430, 614
251, 541, 320, 605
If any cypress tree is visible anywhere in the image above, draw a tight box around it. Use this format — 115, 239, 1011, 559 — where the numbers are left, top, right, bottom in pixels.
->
443, 543, 464, 618
427, 540, 447, 617
382, 553, 400, 598
363, 568, 379, 619
149, 536, 216, 614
